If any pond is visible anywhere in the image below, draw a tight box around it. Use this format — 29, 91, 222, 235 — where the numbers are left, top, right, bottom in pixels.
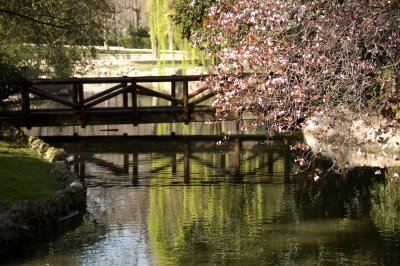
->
4, 136, 400, 265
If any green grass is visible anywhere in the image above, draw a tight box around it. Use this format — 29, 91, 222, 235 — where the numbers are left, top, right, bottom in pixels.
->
0, 141, 63, 207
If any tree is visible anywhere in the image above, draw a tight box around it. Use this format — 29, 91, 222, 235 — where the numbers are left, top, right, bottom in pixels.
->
0, 53, 23, 110
191, 0, 400, 134
0, 0, 112, 108
0, 0, 112, 77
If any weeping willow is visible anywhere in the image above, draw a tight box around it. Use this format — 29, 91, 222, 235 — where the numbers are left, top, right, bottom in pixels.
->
147, 147, 289, 264
147, 0, 207, 74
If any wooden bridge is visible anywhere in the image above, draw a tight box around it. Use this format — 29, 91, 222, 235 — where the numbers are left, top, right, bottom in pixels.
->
0, 75, 237, 128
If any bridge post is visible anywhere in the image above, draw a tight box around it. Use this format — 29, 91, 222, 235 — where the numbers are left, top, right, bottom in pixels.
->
78, 81, 86, 128
131, 81, 138, 126
72, 78, 79, 104
122, 76, 128, 108
171, 80, 177, 107
183, 78, 190, 124
21, 81, 31, 129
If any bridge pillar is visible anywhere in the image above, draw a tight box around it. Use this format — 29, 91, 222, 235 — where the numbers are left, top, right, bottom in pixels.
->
21, 81, 31, 129
183, 79, 190, 124
131, 82, 138, 126
72, 78, 78, 104
78, 82, 86, 128
122, 77, 128, 108
171, 81, 177, 107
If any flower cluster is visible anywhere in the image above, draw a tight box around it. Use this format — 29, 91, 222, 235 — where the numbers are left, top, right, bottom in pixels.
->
193, 0, 400, 133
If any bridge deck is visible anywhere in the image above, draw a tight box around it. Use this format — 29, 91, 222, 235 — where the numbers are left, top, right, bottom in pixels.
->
0, 106, 223, 127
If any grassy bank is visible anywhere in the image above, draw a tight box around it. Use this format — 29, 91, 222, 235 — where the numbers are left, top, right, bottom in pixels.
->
0, 141, 63, 207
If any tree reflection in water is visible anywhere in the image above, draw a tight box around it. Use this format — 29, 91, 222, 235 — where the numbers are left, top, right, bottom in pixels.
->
6, 137, 400, 265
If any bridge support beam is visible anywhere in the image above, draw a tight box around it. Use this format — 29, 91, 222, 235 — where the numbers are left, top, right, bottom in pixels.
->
131, 82, 138, 126
21, 82, 31, 129
122, 77, 128, 108
183, 79, 190, 124
78, 82, 86, 128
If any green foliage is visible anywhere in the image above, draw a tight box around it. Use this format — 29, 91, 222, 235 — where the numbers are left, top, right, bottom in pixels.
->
171, 0, 215, 40
0, 141, 63, 206
376, 68, 400, 120
370, 173, 400, 236
0, 53, 24, 110
148, 0, 190, 51
0, 0, 112, 77
127, 24, 150, 39
120, 36, 151, 49
120, 24, 151, 49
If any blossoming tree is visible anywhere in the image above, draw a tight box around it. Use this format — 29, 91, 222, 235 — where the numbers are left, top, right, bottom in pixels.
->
190, 0, 399, 134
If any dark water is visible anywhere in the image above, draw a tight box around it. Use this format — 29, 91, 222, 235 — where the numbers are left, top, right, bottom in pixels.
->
5, 137, 400, 265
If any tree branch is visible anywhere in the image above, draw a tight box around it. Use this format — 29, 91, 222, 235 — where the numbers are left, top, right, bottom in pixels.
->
0, 8, 69, 29
382, 60, 400, 69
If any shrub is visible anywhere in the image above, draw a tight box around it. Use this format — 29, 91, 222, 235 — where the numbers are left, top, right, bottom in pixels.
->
0, 54, 23, 110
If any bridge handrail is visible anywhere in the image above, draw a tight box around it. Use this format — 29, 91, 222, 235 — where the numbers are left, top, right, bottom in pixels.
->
26, 74, 209, 85
19, 74, 216, 128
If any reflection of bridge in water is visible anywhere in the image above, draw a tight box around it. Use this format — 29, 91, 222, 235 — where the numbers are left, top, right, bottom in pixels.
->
1, 75, 248, 128
49, 137, 302, 187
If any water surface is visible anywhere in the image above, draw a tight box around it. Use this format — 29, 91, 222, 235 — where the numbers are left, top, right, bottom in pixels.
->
5, 137, 400, 265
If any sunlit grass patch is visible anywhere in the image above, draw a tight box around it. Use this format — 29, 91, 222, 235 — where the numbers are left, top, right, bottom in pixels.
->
0, 141, 63, 207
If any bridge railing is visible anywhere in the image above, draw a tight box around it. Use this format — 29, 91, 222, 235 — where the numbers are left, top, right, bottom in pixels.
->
21, 75, 217, 128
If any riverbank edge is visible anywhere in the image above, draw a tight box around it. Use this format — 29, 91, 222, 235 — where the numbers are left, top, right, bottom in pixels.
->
303, 112, 400, 170
0, 126, 86, 257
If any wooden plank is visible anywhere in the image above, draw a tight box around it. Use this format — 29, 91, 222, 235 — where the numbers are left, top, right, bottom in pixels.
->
84, 86, 128, 109
28, 86, 78, 108
189, 91, 218, 107
84, 83, 124, 103
133, 75, 206, 83
135, 84, 182, 105
188, 85, 210, 99
26, 75, 209, 85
